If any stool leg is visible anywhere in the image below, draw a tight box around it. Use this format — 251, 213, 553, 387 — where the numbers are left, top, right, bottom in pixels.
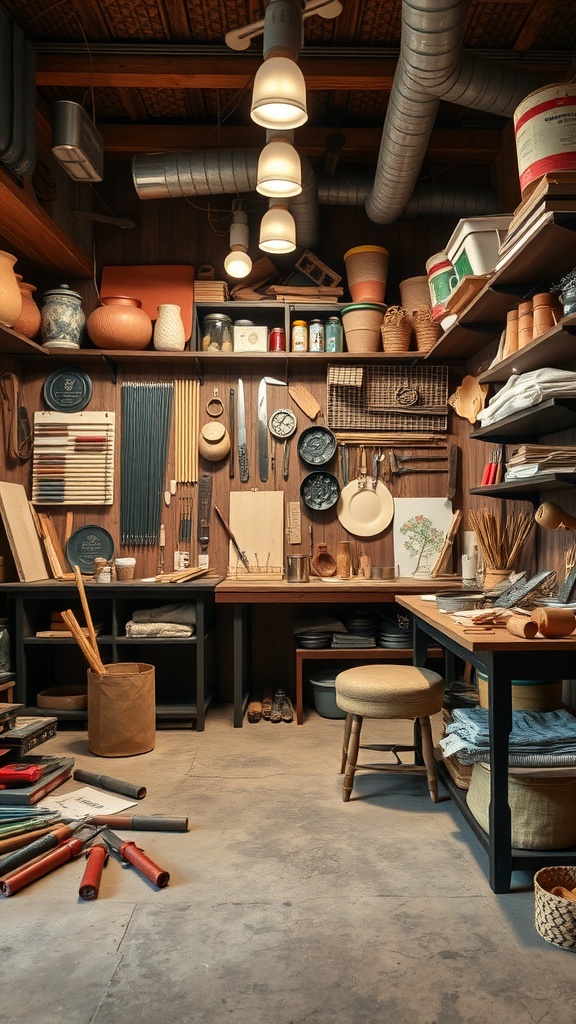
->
419, 715, 439, 803
340, 713, 353, 774
342, 714, 362, 802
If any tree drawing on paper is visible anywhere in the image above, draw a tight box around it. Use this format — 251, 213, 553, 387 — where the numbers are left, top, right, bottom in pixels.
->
400, 514, 444, 576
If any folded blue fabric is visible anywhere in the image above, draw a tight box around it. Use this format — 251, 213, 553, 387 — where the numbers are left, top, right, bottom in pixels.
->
440, 707, 576, 763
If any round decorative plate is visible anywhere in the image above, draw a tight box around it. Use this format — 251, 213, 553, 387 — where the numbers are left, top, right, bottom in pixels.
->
336, 480, 394, 538
66, 525, 115, 574
297, 426, 337, 466
43, 366, 93, 412
300, 472, 340, 511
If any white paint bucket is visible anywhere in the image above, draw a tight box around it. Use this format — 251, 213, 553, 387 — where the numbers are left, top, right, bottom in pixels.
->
514, 83, 576, 197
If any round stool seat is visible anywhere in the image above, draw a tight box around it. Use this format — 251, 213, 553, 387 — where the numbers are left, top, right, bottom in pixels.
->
336, 664, 444, 719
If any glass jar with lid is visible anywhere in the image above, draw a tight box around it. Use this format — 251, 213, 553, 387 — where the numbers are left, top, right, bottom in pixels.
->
325, 316, 343, 352
202, 313, 233, 352
291, 319, 308, 351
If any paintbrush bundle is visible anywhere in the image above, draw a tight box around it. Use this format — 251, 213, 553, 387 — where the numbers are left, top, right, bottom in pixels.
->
121, 382, 173, 546
32, 412, 115, 505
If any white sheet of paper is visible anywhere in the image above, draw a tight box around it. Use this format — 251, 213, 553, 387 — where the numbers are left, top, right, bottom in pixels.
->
39, 786, 137, 816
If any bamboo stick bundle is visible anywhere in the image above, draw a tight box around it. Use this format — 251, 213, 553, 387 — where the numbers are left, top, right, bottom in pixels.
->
468, 509, 534, 570
61, 609, 106, 674
73, 563, 99, 656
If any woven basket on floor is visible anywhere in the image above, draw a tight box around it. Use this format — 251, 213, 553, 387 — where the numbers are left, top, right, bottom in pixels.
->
411, 305, 442, 352
381, 306, 412, 352
534, 866, 576, 952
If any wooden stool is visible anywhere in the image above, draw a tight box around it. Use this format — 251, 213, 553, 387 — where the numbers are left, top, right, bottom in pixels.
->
335, 664, 444, 803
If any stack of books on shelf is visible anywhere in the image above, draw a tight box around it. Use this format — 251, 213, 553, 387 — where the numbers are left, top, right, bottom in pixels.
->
496, 172, 576, 270
194, 281, 230, 301
504, 443, 576, 480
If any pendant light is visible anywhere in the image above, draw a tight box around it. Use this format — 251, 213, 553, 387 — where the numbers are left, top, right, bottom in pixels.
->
250, 57, 308, 130
223, 201, 253, 279
259, 200, 296, 254
256, 132, 302, 198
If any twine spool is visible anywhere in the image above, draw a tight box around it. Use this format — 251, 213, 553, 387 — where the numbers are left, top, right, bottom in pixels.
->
115, 557, 136, 581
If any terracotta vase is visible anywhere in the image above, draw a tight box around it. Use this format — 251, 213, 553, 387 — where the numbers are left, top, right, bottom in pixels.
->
153, 304, 186, 351
13, 275, 41, 339
87, 295, 152, 351
0, 250, 22, 327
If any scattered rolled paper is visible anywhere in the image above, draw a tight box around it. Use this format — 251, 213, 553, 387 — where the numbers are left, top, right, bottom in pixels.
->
530, 606, 576, 638
506, 616, 538, 639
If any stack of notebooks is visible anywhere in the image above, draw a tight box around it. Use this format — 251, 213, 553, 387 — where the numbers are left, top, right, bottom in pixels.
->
194, 281, 230, 301
496, 172, 576, 269
505, 443, 576, 480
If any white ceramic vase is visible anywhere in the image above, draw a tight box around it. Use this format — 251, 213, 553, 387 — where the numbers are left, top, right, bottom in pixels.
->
153, 304, 186, 351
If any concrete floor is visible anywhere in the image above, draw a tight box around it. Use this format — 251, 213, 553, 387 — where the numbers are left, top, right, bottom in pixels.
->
2, 706, 575, 1024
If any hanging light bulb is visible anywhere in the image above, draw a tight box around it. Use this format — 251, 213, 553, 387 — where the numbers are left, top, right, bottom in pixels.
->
223, 201, 253, 279
257, 134, 302, 198
250, 57, 308, 130
259, 200, 296, 254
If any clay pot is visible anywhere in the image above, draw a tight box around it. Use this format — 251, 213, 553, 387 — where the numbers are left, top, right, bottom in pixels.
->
87, 296, 152, 351
198, 421, 231, 462
153, 303, 186, 351
13, 275, 41, 339
0, 250, 22, 327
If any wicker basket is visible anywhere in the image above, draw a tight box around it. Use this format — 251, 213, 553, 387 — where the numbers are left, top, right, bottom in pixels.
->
381, 306, 412, 352
411, 305, 442, 352
535, 866, 576, 952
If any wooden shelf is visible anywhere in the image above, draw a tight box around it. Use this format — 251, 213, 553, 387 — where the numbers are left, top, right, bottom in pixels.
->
470, 398, 576, 442
0, 323, 47, 356
429, 212, 576, 360
477, 315, 576, 383
470, 473, 576, 501
0, 166, 92, 278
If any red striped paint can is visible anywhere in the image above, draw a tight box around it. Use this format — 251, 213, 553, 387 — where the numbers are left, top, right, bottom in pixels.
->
514, 84, 576, 197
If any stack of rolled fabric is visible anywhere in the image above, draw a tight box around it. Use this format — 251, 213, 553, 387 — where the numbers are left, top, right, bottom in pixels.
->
439, 707, 576, 767
125, 603, 196, 638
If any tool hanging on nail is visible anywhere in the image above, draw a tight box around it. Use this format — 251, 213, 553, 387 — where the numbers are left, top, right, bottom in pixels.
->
197, 473, 212, 569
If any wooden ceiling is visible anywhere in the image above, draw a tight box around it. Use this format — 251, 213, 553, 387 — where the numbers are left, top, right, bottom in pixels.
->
3, 0, 576, 167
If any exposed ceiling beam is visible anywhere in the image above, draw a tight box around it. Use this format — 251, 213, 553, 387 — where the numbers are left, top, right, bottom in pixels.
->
36, 54, 397, 91
98, 123, 504, 162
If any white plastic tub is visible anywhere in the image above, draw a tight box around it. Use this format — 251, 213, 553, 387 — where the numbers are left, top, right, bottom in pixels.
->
446, 215, 512, 278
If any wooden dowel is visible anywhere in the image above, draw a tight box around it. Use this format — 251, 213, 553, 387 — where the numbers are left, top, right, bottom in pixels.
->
73, 564, 99, 656
61, 609, 106, 674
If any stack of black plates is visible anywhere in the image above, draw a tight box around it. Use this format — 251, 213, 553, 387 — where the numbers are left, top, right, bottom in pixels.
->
343, 611, 378, 637
295, 631, 333, 649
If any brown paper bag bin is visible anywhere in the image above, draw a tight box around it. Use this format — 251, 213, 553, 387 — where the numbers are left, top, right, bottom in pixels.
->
88, 663, 156, 757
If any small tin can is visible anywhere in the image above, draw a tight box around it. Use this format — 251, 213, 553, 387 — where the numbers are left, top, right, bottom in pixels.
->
325, 316, 343, 352
291, 319, 308, 351
309, 318, 325, 352
269, 327, 286, 351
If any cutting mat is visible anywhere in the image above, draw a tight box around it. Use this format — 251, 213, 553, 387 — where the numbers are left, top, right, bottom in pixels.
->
228, 492, 284, 578
0, 482, 49, 581
100, 265, 195, 339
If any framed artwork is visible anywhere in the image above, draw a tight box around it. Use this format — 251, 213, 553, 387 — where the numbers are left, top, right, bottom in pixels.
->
393, 498, 454, 578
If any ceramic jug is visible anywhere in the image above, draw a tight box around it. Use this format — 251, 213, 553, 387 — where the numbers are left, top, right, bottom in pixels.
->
153, 304, 186, 351
0, 250, 22, 327
40, 284, 85, 348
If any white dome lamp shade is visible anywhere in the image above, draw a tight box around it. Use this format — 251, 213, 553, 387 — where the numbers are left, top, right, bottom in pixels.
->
250, 57, 308, 130
259, 200, 296, 254
224, 203, 253, 279
256, 135, 302, 197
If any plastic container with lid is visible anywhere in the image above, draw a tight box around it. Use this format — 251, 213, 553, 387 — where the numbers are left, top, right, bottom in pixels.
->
202, 312, 233, 351
291, 319, 308, 351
